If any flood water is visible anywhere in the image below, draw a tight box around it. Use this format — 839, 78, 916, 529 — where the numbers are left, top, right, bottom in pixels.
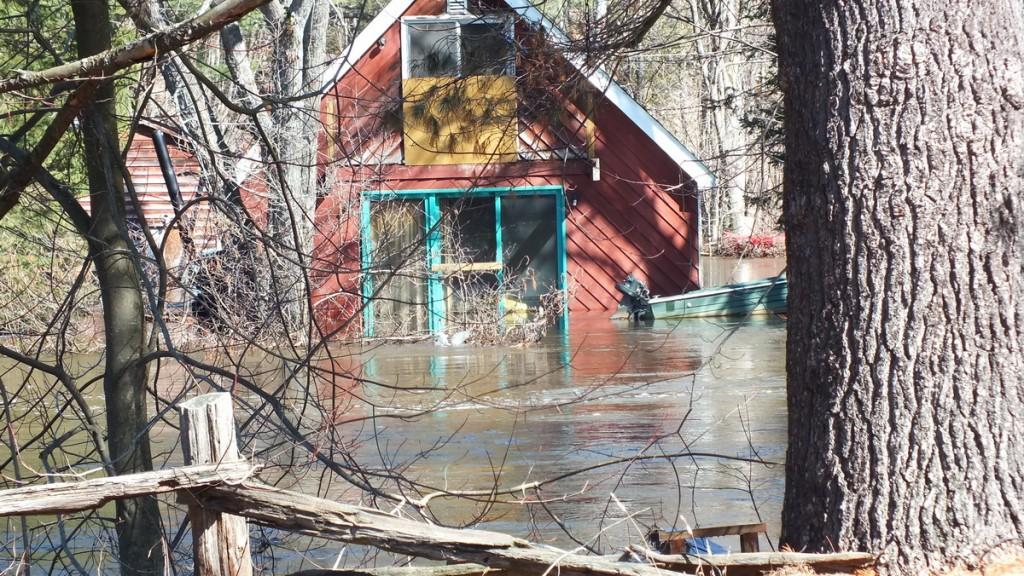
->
271, 256, 789, 566
336, 314, 788, 547
2, 257, 788, 571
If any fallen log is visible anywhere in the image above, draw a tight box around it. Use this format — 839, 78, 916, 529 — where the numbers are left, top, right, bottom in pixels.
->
194, 483, 688, 576
628, 546, 875, 576
0, 461, 253, 517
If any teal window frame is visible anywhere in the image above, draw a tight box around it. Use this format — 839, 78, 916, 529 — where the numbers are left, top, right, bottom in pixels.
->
360, 185, 568, 337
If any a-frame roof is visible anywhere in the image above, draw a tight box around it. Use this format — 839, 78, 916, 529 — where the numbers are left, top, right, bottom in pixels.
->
321, 0, 716, 190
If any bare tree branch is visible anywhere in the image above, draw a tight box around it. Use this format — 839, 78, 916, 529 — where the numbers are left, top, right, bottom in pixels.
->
0, 0, 272, 93
0, 80, 99, 221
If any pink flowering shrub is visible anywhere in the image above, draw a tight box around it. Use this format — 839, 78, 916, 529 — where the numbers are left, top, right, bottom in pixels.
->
718, 231, 786, 257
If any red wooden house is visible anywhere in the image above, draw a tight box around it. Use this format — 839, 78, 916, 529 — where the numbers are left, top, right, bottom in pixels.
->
313, 0, 715, 336
82, 123, 220, 253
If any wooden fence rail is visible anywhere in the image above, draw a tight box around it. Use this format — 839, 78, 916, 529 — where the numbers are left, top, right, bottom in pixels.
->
190, 483, 669, 576
0, 393, 874, 576
627, 546, 875, 576
0, 461, 253, 516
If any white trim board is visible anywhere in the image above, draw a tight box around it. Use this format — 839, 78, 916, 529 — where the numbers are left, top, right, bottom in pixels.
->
320, 0, 716, 191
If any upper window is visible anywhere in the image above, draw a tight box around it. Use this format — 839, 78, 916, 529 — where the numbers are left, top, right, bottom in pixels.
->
402, 18, 514, 78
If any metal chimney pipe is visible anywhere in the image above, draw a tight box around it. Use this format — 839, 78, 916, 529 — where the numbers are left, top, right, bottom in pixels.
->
151, 130, 184, 213
150, 129, 195, 257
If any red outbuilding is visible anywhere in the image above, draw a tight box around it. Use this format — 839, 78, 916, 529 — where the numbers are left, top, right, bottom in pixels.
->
313, 0, 715, 337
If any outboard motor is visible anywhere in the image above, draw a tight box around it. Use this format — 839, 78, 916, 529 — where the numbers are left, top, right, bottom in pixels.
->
616, 274, 652, 322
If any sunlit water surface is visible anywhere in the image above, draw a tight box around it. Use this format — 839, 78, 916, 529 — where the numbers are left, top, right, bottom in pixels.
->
2, 257, 788, 571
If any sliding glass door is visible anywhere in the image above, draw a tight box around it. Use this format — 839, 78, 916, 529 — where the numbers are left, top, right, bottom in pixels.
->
365, 200, 429, 336
361, 187, 565, 337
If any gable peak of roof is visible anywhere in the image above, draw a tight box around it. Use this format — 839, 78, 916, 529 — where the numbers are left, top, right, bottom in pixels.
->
322, 0, 715, 190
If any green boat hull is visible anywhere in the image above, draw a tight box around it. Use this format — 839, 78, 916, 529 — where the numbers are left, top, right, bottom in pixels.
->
615, 276, 788, 320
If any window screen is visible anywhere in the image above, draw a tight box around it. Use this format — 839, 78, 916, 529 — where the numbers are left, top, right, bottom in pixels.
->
441, 197, 497, 264
406, 22, 459, 78
405, 19, 512, 78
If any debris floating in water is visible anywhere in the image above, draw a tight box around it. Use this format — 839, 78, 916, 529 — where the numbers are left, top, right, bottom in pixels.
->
435, 330, 472, 347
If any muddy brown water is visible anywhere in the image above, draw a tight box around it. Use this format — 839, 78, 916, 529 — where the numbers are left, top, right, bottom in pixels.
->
269, 257, 788, 566
1, 257, 788, 570
334, 313, 788, 548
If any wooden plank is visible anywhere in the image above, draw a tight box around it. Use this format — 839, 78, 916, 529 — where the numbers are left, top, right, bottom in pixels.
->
740, 533, 760, 553
651, 523, 768, 541
649, 524, 768, 556
179, 393, 254, 576
335, 159, 590, 183
192, 483, 687, 576
0, 461, 253, 517
431, 262, 502, 273
630, 546, 874, 576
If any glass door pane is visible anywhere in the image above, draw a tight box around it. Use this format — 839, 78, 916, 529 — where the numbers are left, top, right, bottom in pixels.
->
501, 195, 558, 309
439, 196, 499, 326
368, 200, 429, 336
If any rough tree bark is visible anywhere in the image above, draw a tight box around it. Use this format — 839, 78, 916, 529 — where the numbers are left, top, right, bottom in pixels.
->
774, 0, 1024, 573
71, 1, 163, 573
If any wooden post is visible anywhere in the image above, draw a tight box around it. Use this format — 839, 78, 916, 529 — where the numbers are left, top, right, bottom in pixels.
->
179, 393, 253, 576
739, 532, 760, 553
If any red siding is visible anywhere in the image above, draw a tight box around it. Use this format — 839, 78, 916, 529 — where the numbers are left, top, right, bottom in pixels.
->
89, 127, 220, 253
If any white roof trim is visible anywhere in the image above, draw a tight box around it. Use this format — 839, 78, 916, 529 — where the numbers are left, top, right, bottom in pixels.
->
322, 0, 716, 190
321, 0, 417, 90
504, 0, 715, 190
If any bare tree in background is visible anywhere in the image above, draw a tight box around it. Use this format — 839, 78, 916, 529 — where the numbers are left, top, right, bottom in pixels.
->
589, 0, 781, 248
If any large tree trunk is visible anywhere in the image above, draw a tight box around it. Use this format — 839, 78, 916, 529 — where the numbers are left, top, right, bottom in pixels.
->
71, 1, 164, 574
774, 0, 1024, 573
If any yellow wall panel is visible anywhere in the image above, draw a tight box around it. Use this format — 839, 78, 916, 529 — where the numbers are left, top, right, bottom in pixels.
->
402, 75, 518, 166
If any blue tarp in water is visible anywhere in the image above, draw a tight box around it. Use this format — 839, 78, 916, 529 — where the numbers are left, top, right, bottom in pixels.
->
685, 537, 730, 555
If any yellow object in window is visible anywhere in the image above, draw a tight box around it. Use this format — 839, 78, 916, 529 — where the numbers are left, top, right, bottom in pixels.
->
402, 75, 518, 166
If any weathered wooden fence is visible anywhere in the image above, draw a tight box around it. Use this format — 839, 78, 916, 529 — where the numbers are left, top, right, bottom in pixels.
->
0, 393, 874, 576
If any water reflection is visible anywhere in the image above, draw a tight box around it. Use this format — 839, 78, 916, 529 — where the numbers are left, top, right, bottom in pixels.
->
315, 312, 787, 553
701, 256, 785, 287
